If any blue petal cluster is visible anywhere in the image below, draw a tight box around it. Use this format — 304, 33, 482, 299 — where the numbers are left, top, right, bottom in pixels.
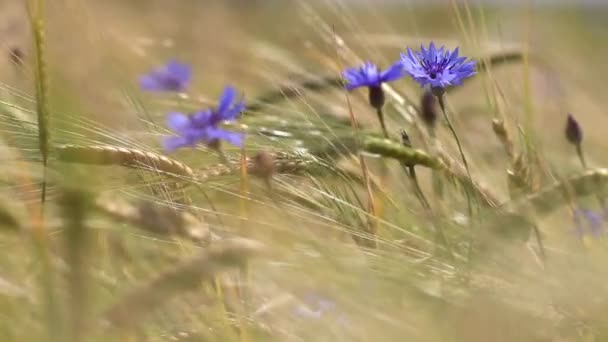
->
342, 61, 405, 91
573, 209, 606, 238
400, 42, 476, 89
140, 60, 191, 92
292, 292, 350, 328
163, 86, 245, 151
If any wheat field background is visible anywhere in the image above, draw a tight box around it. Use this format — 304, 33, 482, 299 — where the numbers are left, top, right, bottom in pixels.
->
0, 0, 608, 341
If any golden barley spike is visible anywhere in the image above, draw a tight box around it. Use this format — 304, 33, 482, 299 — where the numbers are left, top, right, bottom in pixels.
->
55, 144, 195, 179
95, 194, 211, 244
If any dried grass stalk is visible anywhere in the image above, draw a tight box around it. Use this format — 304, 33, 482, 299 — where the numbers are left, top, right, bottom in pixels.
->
439, 154, 501, 208
101, 238, 265, 330
56, 145, 324, 183
500, 168, 608, 218
480, 170, 608, 241
491, 119, 514, 160
95, 194, 210, 244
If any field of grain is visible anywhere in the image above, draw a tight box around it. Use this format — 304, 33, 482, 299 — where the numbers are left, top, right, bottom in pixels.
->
1, 0, 608, 341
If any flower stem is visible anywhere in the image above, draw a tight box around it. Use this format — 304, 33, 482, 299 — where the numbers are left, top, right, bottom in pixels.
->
436, 94, 472, 183
576, 143, 606, 209
436, 94, 475, 232
575, 143, 587, 169
400, 130, 453, 259
376, 108, 389, 138
406, 164, 453, 258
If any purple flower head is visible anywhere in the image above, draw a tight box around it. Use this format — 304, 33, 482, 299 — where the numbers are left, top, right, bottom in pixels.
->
565, 113, 583, 145
163, 86, 245, 152
401, 42, 476, 90
342, 61, 405, 91
140, 60, 191, 92
572, 208, 605, 238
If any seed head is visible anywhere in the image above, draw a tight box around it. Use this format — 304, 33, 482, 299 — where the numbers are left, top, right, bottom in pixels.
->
400, 129, 412, 148
565, 113, 583, 145
367, 85, 385, 110
250, 151, 275, 180
420, 90, 438, 128
9, 47, 24, 66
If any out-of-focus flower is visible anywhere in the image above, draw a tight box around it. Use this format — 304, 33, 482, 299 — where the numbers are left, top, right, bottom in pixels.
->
573, 208, 605, 238
140, 60, 191, 92
565, 113, 583, 145
342, 61, 405, 110
163, 86, 245, 151
293, 292, 337, 319
401, 42, 476, 92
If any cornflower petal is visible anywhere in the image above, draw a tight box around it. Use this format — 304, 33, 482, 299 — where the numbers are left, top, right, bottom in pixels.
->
140, 60, 191, 92
163, 136, 190, 152
206, 127, 244, 147
342, 61, 405, 90
217, 86, 237, 115
166, 112, 190, 132
380, 61, 406, 83
162, 85, 246, 152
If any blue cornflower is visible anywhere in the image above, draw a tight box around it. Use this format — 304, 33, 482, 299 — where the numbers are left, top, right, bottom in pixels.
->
140, 60, 191, 92
343, 61, 405, 92
343, 61, 404, 137
163, 86, 245, 152
572, 209, 605, 238
401, 42, 476, 91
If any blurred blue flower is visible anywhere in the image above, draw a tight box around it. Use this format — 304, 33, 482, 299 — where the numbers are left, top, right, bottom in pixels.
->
293, 292, 337, 319
401, 42, 476, 90
342, 61, 405, 91
572, 208, 605, 238
163, 86, 245, 151
140, 60, 191, 92
292, 292, 352, 330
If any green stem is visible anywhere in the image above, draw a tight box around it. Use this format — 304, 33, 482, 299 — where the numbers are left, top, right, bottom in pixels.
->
437, 95, 472, 184
407, 166, 430, 210
531, 223, 546, 263
576, 143, 606, 209
437, 95, 474, 212
406, 165, 453, 259
575, 144, 587, 169
376, 108, 389, 138
436, 93, 475, 262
